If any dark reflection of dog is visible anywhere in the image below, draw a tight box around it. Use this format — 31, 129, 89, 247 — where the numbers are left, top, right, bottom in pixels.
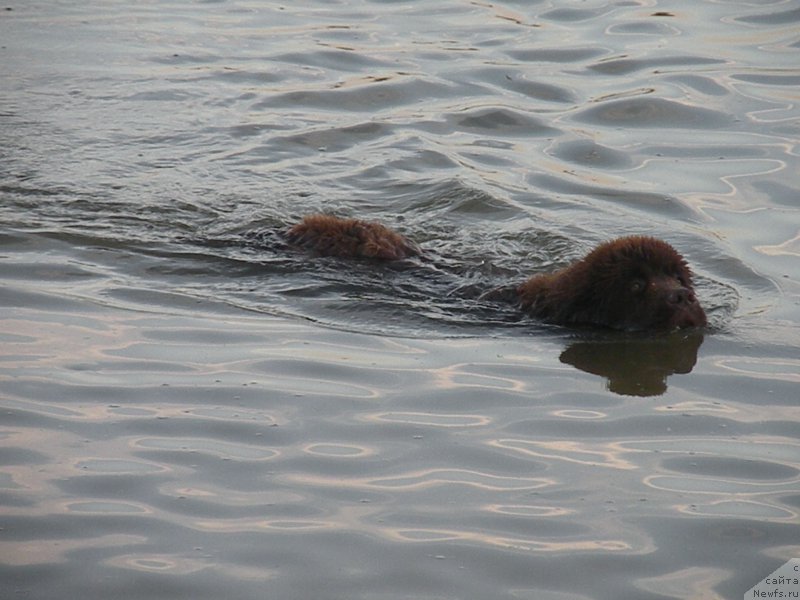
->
559, 332, 704, 396
286, 214, 707, 332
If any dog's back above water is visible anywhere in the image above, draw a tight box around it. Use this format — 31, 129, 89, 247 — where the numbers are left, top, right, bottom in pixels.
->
287, 214, 420, 261
285, 214, 707, 332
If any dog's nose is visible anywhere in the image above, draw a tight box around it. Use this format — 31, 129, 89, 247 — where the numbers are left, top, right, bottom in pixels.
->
668, 286, 697, 306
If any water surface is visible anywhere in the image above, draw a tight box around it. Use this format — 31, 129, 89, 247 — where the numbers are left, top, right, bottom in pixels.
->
1, 2, 798, 599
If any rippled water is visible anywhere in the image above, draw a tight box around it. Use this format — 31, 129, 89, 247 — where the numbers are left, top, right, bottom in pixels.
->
1, 2, 799, 599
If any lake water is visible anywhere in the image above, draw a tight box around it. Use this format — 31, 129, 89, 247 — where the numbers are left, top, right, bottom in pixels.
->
1, 2, 799, 599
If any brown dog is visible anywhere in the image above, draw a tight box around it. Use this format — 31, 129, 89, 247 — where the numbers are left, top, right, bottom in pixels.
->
287, 214, 420, 260
286, 214, 706, 331
517, 235, 706, 330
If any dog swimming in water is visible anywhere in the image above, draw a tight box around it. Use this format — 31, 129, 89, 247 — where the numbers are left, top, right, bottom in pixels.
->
286, 214, 707, 332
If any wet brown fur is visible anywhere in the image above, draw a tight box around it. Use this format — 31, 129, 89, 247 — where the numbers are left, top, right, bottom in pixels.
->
517, 236, 706, 330
286, 214, 420, 260
286, 215, 706, 331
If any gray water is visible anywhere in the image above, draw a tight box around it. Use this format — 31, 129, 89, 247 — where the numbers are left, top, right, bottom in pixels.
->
1, 2, 799, 599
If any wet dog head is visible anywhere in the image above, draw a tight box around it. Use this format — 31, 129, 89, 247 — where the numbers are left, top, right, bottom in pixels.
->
518, 236, 707, 331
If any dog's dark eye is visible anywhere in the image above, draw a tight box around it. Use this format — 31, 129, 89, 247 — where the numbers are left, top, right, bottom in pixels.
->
630, 278, 646, 294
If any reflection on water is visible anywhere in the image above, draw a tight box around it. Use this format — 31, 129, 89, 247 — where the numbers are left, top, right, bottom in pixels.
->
560, 332, 704, 396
